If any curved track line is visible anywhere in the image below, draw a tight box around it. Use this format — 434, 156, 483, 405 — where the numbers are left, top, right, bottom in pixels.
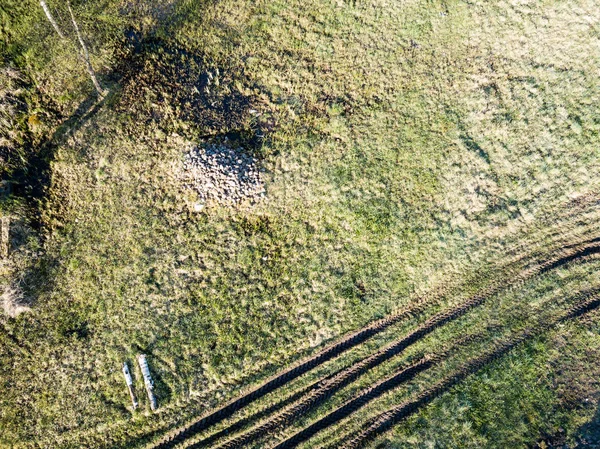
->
4, 198, 597, 449
188, 371, 339, 449
270, 332, 489, 449
206, 242, 600, 449
274, 285, 600, 449
153, 233, 600, 449
336, 290, 600, 449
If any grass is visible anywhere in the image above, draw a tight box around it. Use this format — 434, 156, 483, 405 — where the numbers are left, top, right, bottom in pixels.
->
371, 312, 600, 449
300, 256, 600, 449
1, 0, 600, 448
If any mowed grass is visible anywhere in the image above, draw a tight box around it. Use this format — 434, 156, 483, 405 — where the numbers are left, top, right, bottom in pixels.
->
1, 0, 600, 448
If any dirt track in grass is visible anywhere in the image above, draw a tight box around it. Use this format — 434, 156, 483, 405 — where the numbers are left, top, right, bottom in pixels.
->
150, 236, 600, 449
335, 288, 600, 449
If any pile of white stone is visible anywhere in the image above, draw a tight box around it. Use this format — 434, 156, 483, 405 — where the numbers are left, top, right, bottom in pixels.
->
182, 142, 265, 207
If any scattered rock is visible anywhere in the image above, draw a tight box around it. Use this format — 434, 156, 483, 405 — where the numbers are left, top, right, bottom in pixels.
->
181, 142, 265, 206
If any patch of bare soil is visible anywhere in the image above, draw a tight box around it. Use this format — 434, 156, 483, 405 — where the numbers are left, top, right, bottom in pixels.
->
1, 284, 29, 317
117, 38, 252, 134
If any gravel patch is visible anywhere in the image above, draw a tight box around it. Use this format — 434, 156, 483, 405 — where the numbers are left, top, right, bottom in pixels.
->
182, 142, 265, 206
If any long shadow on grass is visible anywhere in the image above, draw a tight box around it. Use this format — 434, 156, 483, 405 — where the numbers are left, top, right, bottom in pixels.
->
8, 91, 106, 230
4, 0, 259, 322
561, 401, 600, 448
568, 408, 600, 448
8, 0, 256, 229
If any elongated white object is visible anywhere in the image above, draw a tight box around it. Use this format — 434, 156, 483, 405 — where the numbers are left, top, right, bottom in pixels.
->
122, 362, 138, 410
39, 0, 66, 39
137, 354, 157, 411
1, 217, 9, 258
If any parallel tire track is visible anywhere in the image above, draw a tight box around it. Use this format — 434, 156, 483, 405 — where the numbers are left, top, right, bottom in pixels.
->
277, 357, 435, 449
193, 327, 495, 449
151, 236, 552, 449
172, 232, 599, 449
207, 242, 600, 449
336, 290, 600, 449
270, 332, 486, 449
275, 289, 599, 449
189, 371, 339, 449
153, 296, 434, 449
150, 223, 600, 449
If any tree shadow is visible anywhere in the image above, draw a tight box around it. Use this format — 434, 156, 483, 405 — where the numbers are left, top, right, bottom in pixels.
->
3, 0, 261, 313
571, 405, 600, 448
114, 34, 253, 137
538, 406, 600, 448
8, 74, 107, 231
8, 0, 243, 231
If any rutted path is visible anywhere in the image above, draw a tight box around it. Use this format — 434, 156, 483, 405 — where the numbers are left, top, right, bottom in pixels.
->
334, 288, 600, 449
270, 332, 485, 449
144, 198, 600, 449
188, 371, 340, 449
11, 207, 599, 449
275, 286, 600, 449
151, 234, 600, 449
205, 241, 600, 449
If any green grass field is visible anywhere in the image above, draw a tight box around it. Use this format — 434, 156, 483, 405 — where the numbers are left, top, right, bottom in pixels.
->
1, 0, 600, 448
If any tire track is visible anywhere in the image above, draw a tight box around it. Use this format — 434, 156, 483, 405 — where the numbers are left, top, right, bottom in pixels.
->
188, 371, 339, 449
335, 289, 600, 449
207, 242, 600, 449
270, 331, 488, 449
274, 285, 600, 449
150, 234, 555, 449
151, 292, 440, 449
72, 226, 600, 449
189, 324, 499, 449
150, 222, 599, 449
17, 222, 593, 449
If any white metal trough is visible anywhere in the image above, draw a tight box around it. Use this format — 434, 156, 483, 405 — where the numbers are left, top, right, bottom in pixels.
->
122, 361, 138, 410
137, 354, 157, 411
